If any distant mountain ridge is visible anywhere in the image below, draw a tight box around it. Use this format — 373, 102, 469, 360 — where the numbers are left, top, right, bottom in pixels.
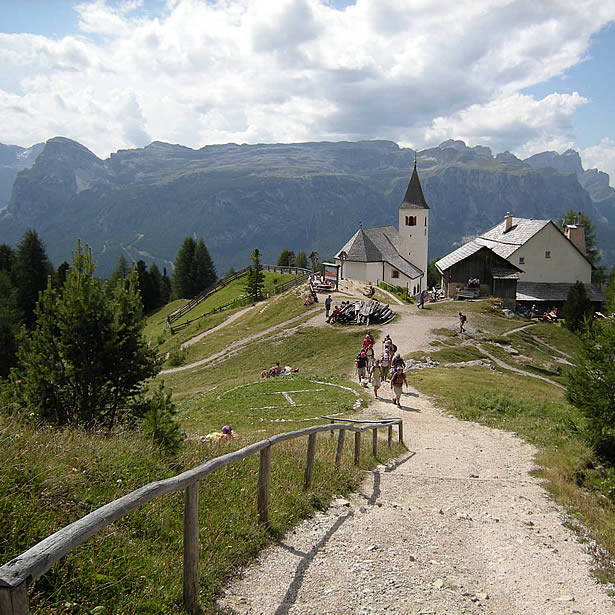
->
0, 137, 613, 278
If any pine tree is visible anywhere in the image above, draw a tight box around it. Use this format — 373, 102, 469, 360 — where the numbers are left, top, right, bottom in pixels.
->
135, 260, 156, 313
55, 261, 70, 289
160, 267, 171, 305
110, 254, 130, 288
245, 248, 265, 302
12, 230, 53, 327
193, 239, 217, 293
309, 251, 319, 271
172, 237, 197, 299
562, 280, 594, 332
296, 251, 308, 269
148, 263, 163, 310
0, 244, 14, 272
15, 242, 159, 428
0, 271, 21, 378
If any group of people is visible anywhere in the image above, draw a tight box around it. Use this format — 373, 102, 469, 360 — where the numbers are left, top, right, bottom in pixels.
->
354, 333, 408, 407
325, 298, 353, 323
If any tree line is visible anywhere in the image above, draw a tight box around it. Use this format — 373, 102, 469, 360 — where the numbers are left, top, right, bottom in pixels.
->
0, 231, 217, 448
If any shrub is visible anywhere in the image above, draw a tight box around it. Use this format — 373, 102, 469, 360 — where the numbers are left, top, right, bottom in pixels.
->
141, 382, 183, 454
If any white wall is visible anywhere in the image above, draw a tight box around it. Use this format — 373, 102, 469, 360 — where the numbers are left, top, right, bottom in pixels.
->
338, 259, 422, 291
510, 223, 592, 284
399, 209, 429, 280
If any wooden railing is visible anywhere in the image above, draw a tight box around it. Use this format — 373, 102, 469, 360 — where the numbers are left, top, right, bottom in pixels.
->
166, 265, 312, 333
0, 418, 404, 615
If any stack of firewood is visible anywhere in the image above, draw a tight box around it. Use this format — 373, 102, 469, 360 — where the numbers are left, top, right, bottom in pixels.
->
336, 300, 395, 325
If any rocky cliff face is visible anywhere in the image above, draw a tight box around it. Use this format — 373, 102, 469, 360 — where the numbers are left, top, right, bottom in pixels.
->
0, 137, 613, 277
0, 141, 44, 211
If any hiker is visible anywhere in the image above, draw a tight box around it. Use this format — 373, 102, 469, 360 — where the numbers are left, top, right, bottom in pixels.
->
365, 344, 375, 369
362, 332, 374, 352
458, 312, 467, 333
379, 352, 390, 381
418, 289, 425, 309
370, 359, 383, 398
328, 305, 341, 323
390, 366, 407, 407
355, 351, 368, 383
387, 339, 397, 361
325, 295, 332, 319
392, 353, 406, 373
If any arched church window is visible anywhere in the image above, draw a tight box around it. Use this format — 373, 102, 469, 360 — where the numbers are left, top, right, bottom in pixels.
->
405, 216, 417, 226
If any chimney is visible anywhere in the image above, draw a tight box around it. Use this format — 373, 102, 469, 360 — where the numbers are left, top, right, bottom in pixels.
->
504, 212, 513, 232
565, 215, 586, 256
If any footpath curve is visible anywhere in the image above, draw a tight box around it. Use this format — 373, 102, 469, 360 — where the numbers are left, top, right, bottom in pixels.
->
219, 306, 614, 615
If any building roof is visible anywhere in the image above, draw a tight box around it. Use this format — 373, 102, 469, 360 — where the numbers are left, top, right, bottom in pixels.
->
434, 240, 523, 274
399, 162, 429, 210
336, 225, 423, 280
491, 268, 521, 280
475, 217, 550, 259
516, 282, 605, 303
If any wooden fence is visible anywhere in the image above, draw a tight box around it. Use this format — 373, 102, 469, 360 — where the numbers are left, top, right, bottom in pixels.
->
166, 265, 312, 334
0, 418, 404, 615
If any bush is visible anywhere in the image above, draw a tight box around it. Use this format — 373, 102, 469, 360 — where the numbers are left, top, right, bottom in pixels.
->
141, 382, 183, 454
166, 348, 187, 367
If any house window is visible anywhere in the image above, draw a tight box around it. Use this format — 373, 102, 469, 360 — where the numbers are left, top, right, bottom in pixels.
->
519, 257, 525, 265
425, 216, 427, 226
392, 270, 399, 279
545, 251, 551, 259
405, 215, 417, 226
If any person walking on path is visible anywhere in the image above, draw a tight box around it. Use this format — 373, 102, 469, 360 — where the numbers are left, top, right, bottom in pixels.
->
355, 351, 368, 383
418, 289, 425, 309
392, 353, 406, 373
379, 351, 390, 381
458, 312, 467, 334
370, 359, 383, 398
390, 366, 407, 407
325, 295, 332, 319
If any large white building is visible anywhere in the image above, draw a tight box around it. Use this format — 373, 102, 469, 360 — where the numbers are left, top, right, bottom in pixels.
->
334, 163, 430, 294
435, 213, 604, 305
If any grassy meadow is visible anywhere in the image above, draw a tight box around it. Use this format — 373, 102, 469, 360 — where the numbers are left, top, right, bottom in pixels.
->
1, 280, 403, 614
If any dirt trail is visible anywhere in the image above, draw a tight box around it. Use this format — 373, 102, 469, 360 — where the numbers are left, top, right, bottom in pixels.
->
219, 303, 614, 614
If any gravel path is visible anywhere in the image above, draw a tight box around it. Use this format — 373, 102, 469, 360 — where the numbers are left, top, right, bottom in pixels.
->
219, 303, 615, 615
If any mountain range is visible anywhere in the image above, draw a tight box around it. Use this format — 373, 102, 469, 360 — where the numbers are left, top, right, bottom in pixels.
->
1, 137, 614, 279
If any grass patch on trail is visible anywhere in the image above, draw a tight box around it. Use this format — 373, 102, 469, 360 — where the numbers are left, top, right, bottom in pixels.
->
0, 414, 404, 614
411, 362, 615, 583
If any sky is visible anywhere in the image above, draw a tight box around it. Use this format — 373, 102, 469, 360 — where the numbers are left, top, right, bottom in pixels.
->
1, 0, 615, 185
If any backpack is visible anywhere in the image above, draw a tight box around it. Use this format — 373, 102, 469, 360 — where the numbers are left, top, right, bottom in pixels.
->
461, 315, 467, 323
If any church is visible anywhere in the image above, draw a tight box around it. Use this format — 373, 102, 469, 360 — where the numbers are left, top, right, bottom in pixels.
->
334, 162, 430, 295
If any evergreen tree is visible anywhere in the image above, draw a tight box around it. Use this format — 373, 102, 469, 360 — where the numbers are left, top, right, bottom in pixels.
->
245, 248, 265, 302
427, 258, 441, 289
0, 271, 21, 378
135, 260, 156, 313
12, 230, 53, 328
562, 280, 594, 332
277, 249, 291, 266
172, 237, 197, 299
110, 254, 130, 288
296, 251, 308, 269
605, 265, 615, 314
15, 242, 159, 428
0, 244, 14, 272
567, 319, 615, 462
55, 261, 70, 289
193, 238, 217, 292
160, 267, 171, 305
148, 263, 163, 310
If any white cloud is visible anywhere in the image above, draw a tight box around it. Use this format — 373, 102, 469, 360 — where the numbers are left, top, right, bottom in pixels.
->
582, 138, 615, 187
0, 0, 613, 180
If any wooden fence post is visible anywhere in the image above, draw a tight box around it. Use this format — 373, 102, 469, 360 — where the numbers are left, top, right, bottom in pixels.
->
354, 432, 361, 466
258, 445, 272, 527
372, 428, 378, 457
183, 482, 201, 615
303, 433, 317, 491
0, 584, 29, 615
334, 429, 345, 470
398, 421, 404, 446
387, 424, 393, 448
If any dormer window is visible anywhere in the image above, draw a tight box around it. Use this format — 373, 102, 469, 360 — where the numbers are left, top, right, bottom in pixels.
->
519, 257, 525, 265
405, 215, 417, 226
545, 251, 551, 259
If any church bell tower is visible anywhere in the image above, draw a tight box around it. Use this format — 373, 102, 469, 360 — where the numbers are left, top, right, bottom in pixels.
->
398, 159, 430, 291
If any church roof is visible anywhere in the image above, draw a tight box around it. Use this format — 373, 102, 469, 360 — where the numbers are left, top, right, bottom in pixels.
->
336, 225, 423, 280
399, 163, 429, 210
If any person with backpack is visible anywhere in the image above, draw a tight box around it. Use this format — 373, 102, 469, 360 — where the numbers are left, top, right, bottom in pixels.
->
390, 367, 407, 407
370, 359, 383, 398
379, 352, 390, 381
458, 312, 467, 333
392, 353, 406, 373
